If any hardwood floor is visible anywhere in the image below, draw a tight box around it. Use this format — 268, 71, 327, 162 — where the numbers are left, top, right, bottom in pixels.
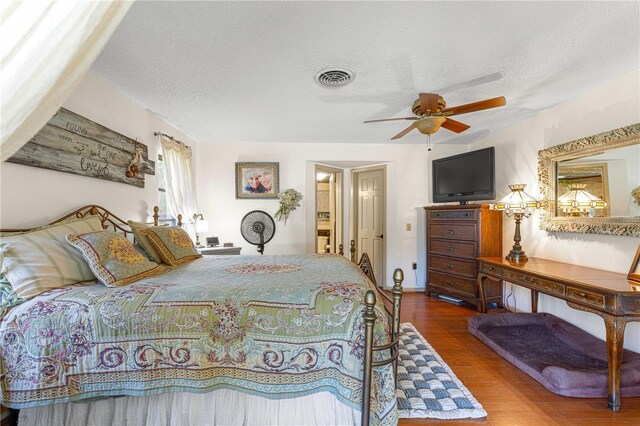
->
398, 293, 640, 425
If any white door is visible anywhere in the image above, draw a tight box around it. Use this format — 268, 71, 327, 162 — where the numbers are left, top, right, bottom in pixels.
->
356, 168, 385, 285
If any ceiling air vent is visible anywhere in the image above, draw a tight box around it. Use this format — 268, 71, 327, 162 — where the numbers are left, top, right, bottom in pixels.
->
314, 67, 355, 88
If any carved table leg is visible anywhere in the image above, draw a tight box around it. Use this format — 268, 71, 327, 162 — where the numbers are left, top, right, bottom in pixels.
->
477, 273, 503, 313
567, 302, 630, 412
603, 314, 627, 412
531, 289, 539, 313
477, 273, 488, 313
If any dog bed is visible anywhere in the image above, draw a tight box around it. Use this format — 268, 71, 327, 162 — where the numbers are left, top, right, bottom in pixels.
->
468, 313, 640, 397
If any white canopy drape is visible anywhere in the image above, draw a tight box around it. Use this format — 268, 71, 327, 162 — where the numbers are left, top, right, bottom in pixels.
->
0, 0, 133, 161
160, 135, 198, 238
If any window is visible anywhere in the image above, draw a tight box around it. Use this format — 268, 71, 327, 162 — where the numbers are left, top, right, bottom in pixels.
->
157, 154, 174, 225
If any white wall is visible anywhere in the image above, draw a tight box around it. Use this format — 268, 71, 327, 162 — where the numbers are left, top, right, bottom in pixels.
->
195, 142, 465, 288
470, 70, 640, 352
0, 73, 197, 227
6, 66, 635, 350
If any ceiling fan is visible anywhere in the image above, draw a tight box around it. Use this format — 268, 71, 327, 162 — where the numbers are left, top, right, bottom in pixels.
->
364, 93, 506, 140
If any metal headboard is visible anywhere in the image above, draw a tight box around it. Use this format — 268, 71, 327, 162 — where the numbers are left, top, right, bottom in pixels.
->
0, 205, 183, 235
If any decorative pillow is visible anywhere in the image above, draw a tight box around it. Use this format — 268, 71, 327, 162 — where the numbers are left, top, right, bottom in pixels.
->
65, 231, 165, 287
0, 216, 104, 298
128, 220, 162, 263
140, 226, 202, 266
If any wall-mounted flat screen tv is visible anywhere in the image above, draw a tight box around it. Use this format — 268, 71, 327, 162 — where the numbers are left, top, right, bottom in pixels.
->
432, 147, 495, 204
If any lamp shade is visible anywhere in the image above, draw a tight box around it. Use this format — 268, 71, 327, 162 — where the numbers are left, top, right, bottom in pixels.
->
491, 184, 543, 217
557, 183, 607, 215
414, 116, 446, 135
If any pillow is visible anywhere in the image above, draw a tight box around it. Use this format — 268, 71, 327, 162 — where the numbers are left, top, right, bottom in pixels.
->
140, 226, 202, 266
66, 231, 165, 287
0, 216, 104, 298
0, 214, 96, 237
128, 220, 162, 263
0, 274, 25, 319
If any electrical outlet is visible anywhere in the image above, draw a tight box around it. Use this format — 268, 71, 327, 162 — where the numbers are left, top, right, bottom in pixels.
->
406, 223, 412, 231
412, 262, 417, 270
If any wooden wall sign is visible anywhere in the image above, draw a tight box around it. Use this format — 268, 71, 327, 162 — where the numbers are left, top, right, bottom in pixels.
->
7, 108, 155, 188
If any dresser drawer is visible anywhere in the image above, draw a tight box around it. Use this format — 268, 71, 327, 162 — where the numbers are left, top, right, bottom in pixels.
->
428, 223, 477, 241
429, 271, 476, 297
566, 287, 605, 309
429, 239, 477, 259
429, 255, 476, 278
428, 209, 478, 221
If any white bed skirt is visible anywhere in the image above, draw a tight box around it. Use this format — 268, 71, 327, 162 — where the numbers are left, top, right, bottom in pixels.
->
18, 389, 360, 426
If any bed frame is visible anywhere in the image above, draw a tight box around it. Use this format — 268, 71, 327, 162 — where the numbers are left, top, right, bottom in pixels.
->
1, 205, 403, 426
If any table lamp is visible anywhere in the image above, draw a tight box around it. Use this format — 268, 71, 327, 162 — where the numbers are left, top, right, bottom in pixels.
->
192, 213, 209, 248
491, 184, 543, 262
557, 183, 607, 216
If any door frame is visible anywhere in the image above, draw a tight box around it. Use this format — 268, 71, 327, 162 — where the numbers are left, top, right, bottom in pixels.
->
314, 164, 344, 254
351, 164, 387, 287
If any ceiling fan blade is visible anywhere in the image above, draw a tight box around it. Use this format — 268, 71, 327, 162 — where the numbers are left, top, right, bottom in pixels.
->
391, 124, 416, 140
441, 118, 470, 133
443, 96, 506, 116
364, 117, 418, 123
419, 93, 440, 114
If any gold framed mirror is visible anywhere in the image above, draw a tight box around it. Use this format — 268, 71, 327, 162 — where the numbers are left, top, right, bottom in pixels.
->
538, 123, 640, 236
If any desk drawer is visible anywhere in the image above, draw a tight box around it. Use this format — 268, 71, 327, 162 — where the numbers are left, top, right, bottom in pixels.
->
480, 263, 503, 276
429, 271, 475, 297
566, 287, 605, 309
429, 239, 476, 258
501, 270, 565, 297
429, 255, 476, 278
428, 209, 478, 221
428, 223, 477, 241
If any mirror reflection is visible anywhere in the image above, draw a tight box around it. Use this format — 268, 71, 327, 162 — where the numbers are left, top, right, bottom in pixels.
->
555, 144, 640, 218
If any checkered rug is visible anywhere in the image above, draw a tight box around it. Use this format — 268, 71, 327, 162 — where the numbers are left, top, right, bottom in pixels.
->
397, 323, 487, 419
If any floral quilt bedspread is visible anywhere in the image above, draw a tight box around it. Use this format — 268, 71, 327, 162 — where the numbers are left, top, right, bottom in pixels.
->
0, 254, 396, 424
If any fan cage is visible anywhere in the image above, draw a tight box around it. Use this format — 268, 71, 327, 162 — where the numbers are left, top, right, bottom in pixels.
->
240, 210, 276, 248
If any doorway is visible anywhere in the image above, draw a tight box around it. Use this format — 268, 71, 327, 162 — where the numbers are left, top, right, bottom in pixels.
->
352, 165, 386, 286
315, 165, 343, 254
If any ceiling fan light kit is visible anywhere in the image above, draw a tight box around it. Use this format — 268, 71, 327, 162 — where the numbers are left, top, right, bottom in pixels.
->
365, 92, 507, 147
414, 116, 447, 135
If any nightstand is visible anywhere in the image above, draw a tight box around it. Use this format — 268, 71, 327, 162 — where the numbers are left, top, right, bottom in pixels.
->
197, 246, 242, 255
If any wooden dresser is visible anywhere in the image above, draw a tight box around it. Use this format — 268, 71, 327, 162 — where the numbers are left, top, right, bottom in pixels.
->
425, 204, 502, 310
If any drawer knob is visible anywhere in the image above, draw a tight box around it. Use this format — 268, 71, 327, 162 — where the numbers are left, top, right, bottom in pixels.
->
447, 229, 455, 234
579, 292, 587, 298
447, 246, 455, 251
523, 276, 534, 283
446, 281, 454, 286
447, 264, 454, 269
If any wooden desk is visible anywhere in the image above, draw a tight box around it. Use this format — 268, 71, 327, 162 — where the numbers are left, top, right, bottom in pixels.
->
477, 257, 640, 412
197, 246, 242, 255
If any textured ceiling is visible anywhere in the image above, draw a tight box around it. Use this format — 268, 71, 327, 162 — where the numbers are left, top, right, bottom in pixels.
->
91, 1, 639, 145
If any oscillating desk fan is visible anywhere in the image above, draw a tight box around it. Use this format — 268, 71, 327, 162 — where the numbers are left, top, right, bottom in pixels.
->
240, 210, 276, 255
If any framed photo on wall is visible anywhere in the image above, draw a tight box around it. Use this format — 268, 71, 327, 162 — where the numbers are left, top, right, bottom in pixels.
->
235, 162, 279, 199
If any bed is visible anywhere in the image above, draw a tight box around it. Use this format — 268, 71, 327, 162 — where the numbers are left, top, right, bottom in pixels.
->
0, 206, 403, 426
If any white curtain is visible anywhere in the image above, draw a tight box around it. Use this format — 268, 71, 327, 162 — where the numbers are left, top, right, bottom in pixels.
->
0, 0, 133, 162
160, 135, 197, 238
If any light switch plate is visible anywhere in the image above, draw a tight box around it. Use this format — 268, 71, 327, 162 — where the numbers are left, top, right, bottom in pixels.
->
406, 223, 412, 231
